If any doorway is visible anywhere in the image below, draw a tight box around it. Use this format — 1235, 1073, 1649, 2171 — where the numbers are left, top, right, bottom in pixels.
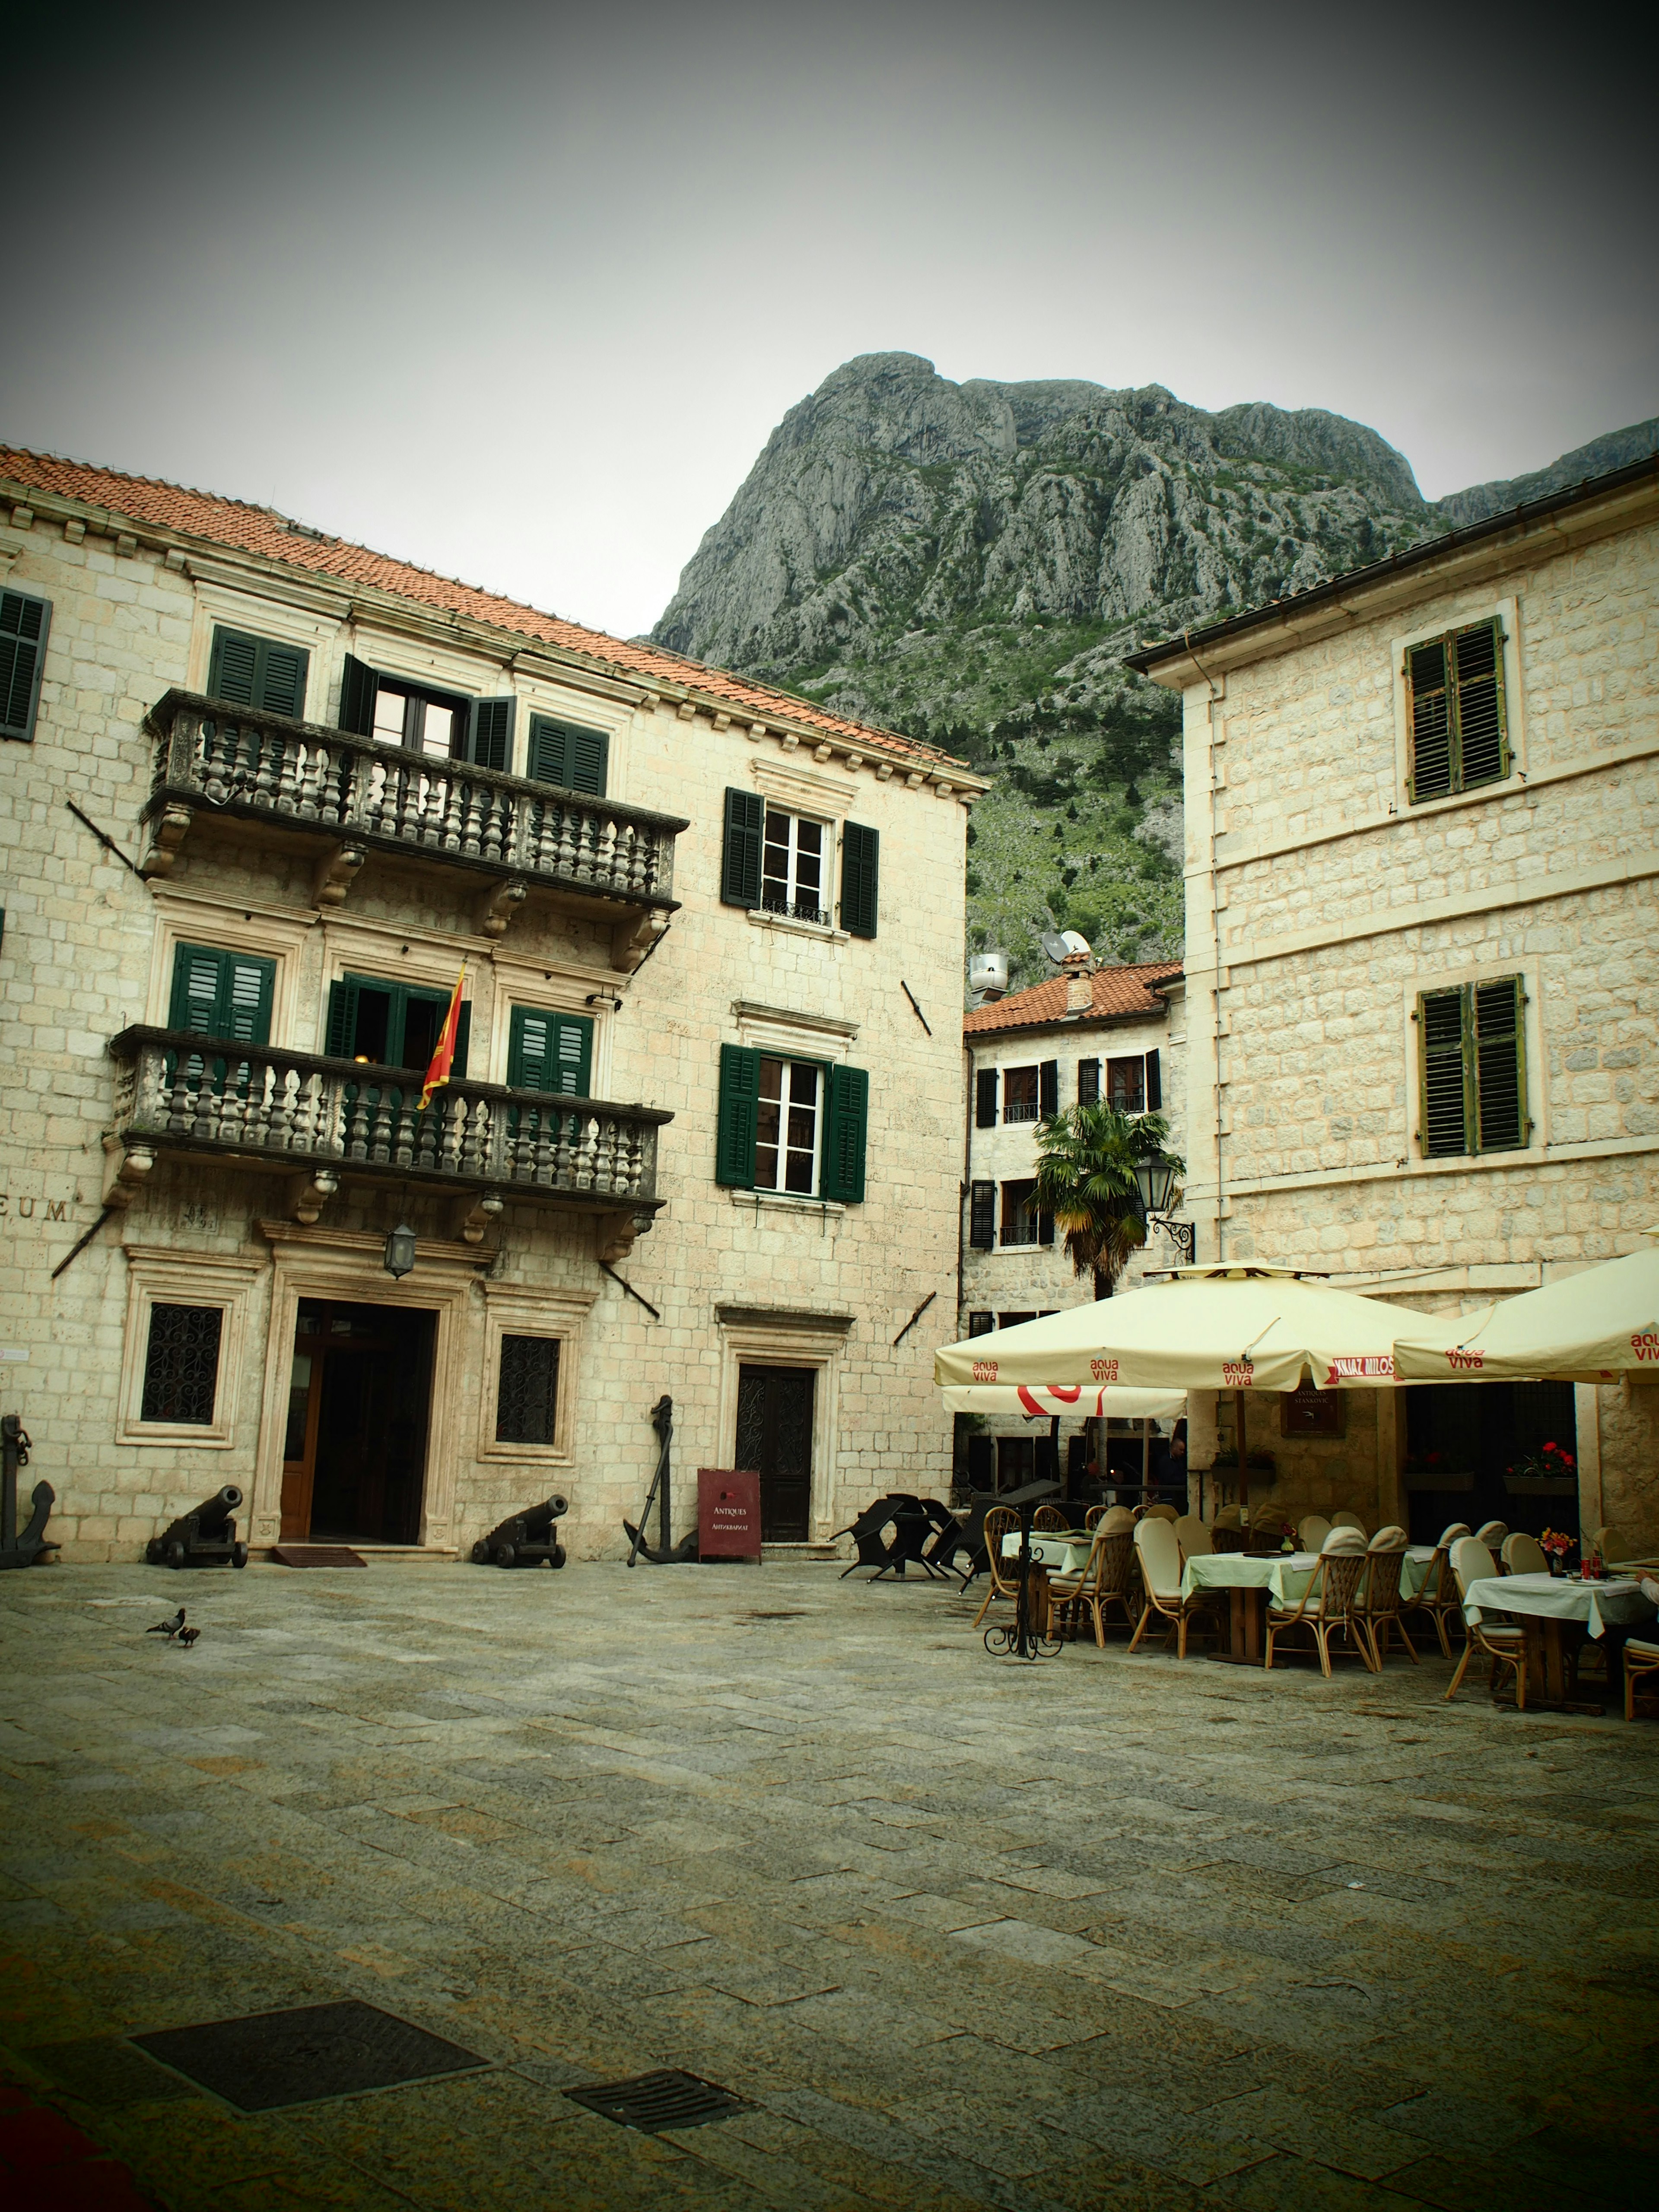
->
280, 1299, 437, 1544
1404, 1379, 1577, 1542
734, 1364, 815, 1541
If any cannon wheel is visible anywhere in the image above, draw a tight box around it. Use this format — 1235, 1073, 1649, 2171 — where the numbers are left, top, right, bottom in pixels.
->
232, 1542, 249, 1569
165, 1540, 187, 1569
551, 1544, 567, 1570
146, 1538, 163, 1565
470, 1540, 490, 1564
493, 1543, 516, 1568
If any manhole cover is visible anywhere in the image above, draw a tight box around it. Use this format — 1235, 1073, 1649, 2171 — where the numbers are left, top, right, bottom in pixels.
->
131, 1999, 487, 2110
566, 2068, 747, 2133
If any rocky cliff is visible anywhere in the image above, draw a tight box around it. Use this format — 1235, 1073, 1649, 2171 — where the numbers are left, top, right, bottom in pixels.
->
653, 353, 1656, 987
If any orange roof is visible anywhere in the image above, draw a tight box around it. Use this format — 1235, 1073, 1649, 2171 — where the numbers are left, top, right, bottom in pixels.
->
963, 961, 1182, 1036
0, 446, 969, 772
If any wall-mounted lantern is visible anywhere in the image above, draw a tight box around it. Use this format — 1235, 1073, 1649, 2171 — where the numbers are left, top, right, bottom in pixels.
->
383, 1221, 417, 1279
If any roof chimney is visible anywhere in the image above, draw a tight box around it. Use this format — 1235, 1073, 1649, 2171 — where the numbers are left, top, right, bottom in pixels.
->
1062, 950, 1093, 1014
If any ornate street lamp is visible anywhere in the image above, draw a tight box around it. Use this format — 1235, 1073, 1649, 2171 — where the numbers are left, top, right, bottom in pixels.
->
1133, 1154, 1194, 1265
383, 1220, 417, 1280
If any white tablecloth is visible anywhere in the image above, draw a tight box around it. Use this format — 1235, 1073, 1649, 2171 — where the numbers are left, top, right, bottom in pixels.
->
1463, 1571, 1656, 1640
1000, 1532, 1092, 1574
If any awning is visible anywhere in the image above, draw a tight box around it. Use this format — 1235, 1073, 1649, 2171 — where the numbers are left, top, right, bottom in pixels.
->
1392, 1237, 1659, 1384
939, 1383, 1186, 1421
934, 1265, 1421, 1392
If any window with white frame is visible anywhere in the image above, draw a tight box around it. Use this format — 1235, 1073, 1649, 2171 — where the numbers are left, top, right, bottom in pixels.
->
762, 810, 829, 924
755, 1057, 821, 1193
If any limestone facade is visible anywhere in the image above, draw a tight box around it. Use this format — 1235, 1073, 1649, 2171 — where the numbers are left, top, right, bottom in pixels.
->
1130, 463, 1659, 1541
0, 455, 984, 1562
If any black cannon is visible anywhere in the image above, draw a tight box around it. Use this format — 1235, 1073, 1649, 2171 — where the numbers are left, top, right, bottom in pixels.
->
472, 1494, 570, 1568
146, 1486, 248, 1569
1, 1414, 57, 1571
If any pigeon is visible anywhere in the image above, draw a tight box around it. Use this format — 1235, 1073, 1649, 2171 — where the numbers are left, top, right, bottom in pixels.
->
176, 1627, 201, 1650
147, 1608, 185, 1639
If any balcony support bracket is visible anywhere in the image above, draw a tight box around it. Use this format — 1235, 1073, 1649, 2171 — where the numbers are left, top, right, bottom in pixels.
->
139, 804, 194, 880
475, 878, 528, 940
613, 908, 671, 975
597, 1208, 653, 1264
101, 1136, 155, 1209
454, 1192, 506, 1246
288, 1170, 339, 1226
312, 842, 365, 910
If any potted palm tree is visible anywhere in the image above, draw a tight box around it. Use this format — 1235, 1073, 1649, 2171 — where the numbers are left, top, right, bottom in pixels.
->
1031, 1101, 1184, 1301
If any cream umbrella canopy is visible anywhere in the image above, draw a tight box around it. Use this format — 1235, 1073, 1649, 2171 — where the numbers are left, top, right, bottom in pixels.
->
938, 1384, 1186, 1420
934, 1265, 1412, 1392
1392, 1239, 1659, 1384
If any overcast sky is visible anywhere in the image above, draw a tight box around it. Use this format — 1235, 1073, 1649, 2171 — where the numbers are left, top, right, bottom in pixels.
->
6, 2, 1654, 641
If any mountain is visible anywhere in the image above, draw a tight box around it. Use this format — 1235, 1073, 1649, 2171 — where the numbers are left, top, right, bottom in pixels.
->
652, 354, 1656, 988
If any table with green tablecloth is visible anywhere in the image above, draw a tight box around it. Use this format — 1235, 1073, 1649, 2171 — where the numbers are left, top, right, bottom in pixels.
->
1000, 1532, 1093, 1576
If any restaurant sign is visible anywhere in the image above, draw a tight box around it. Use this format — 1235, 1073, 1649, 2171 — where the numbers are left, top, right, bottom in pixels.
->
1323, 1354, 1395, 1382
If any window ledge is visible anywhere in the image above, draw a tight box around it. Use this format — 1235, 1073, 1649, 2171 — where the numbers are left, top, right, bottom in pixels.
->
731, 1189, 846, 1218
746, 909, 849, 944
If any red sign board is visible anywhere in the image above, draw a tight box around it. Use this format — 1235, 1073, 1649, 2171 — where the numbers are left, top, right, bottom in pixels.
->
698, 1467, 762, 1561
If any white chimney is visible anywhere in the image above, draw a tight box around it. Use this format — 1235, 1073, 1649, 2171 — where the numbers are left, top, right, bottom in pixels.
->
1062, 950, 1093, 1014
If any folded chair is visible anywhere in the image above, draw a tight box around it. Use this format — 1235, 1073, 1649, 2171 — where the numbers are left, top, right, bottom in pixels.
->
1128, 1516, 1221, 1659
972, 1507, 1022, 1628
1355, 1528, 1417, 1669
1400, 1523, 1471, 1659
1444, 1536, 1526, 1709
921, 1498, 972, 1583
836, 1495, 904, 1579
1265, 1528, 1375, 1678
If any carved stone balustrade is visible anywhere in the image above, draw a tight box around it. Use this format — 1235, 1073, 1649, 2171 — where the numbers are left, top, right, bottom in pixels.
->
107, 1028, 671, 1222
139, 691, 687, 952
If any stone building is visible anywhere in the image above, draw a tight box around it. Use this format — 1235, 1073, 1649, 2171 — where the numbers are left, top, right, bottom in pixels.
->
1128, 456, 1659, 1543
0, 449, 984, 1563
959, 957, 1185, 1486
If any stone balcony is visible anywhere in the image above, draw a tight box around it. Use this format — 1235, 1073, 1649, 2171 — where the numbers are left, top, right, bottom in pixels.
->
106, 1027, 671, 1239
138, 691, 688, 957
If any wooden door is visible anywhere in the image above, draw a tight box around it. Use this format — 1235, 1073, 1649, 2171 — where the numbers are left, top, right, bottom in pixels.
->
735, 1364, 815, 1542
280, 1301, 435, 1545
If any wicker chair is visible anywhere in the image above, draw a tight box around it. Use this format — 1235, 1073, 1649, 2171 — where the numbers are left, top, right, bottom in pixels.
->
1127, 1516, 1221, 1659
1173, 1513, 1213, 1561
1248, 1503, 1285, 1553
1211, 1504, 1247, 1554
1624, 1635, 1659, 1719
1084, 1504, 1106, 1531
1501, 1532, 1548, 1577
971, 1507, 1021, 1629
1033, 1504, 1069, 1532
1354, 1529, 1417, 1668
1265, 1529, 1375, 1677
1474, 1519, 1509, 1552
1297, 1514, 1333, 1553
1049, 1529, 1136, 1649
1398, 1522, 1470, 1659
1145, 1502, 1179, 1524
1444, 1536, 1526, 1709
1330, 1510, 1369, 1536
1595, 1525, 1659, 1571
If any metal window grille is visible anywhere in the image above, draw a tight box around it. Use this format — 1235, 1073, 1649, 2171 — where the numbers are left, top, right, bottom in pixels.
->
1002, 1067, 1040, 1123
141, 1303, 224, 1425
496, 1335, 560, 1445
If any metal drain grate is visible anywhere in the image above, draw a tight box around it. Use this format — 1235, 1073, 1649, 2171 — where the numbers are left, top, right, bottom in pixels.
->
131, 1999, 487, 2111
566, 2068, 748, 2133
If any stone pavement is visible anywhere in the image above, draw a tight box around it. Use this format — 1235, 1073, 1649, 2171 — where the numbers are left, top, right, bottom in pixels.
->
1, 1560, 1656, 2211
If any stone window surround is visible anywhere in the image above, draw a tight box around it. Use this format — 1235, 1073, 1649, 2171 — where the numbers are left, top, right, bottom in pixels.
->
713, 1306, 852, 1545
1389, 591, 1527, 811
486, 951, 620, 1095
1399, 953, 1548, 1168
117, 1246, 264, 1449
145, 892, 313, 1043
475, 1281, 597, 1467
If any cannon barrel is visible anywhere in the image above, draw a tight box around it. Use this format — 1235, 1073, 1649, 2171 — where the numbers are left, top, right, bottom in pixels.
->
191, 1486, 243, 1537
520, 1495, 569, 1541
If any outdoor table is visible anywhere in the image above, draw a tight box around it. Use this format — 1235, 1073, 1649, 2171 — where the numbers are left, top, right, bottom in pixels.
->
1001, 1531, 1092, 1576
1179, 1551, 1322, 1664
1462, 1571, 1656, 1705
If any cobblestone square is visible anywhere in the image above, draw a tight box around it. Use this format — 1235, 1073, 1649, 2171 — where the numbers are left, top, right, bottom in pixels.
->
2, 1561, 1655, 2209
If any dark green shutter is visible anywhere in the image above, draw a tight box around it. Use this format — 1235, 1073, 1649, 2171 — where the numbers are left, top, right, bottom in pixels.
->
209, 627, 309, 718
208, 627, 259, 706
1038, 1207, 1055, 1248
1077, 1059, 1101, 1106
976, 1068, 998, 1127
822, 1063, 869, 1204
1039, 1060, 1058, 1119
1452, 621, 1508, 789
1407, 639, 1452, 803
168, 945, 273, 1043
840, 821, 879, 938
259, 641, 308, 719
326, 978, 360, 1058
468, 697, 516, 772
721, 788, 765, 907
715, 1044, 761, 1188
1145, 1050, 1162, 1111
1418, 987, 1471, 1157
451, 1000, 471, 1081
528, 714, 608, 794
0, 588, 50, 742
338, 655, 379, 735
1473, 977, 1526, 1151
969, 1182, 995, 1248
508, 1007, 592, 1097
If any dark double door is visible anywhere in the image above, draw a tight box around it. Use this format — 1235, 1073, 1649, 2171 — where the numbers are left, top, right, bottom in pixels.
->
281, 1300, 436, 1545
735, 1364, 815, 1542
1404, 1379, 1577, 1542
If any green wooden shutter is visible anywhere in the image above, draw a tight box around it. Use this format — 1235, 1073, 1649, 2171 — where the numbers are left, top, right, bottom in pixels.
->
1473, 976, 1526, 1151
468, 697, 516, 772
528, 714, 608, 794
1451, 621, 1508, 789
1418, 986, 1471, 1157
822, 1063, 869, 1204
527, 716, 569, 786
208, 628, 309, 718
259, 641, 308, 719
208, 627, 259, 706
451, 1000, 471, 1080
168, 945, 273, 1042
976, 1068, 998, 1127
969, 1182, 995, 1248
566, 724, 608, 795
1407, 639, 1452, 804
715, 1044, 761, 1187
1039, 1060, 1058, 1119
508, 1007, 592, 1096
0, 588, 50, 742
1077, 1059, 1100, 1106
325, 978, 360, 1058
840, 821, 880, 938
1145, 1049, 1162, 1111
338, 655, 379, 735
169, 944, 225, 1033
721, 788, 765, 907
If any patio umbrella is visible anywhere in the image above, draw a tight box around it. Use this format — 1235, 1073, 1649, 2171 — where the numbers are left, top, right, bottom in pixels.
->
938, 1384, 1185, 1420
1392, 1239, 1659, 1384
934, 1265, 1414, 1392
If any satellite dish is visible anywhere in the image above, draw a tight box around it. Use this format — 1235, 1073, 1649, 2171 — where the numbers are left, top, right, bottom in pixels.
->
1061, 930, 1092, 956
1039, 932, 1070, 966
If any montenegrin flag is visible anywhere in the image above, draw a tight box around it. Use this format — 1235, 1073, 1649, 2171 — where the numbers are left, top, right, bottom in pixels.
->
419, 969, 467, 1110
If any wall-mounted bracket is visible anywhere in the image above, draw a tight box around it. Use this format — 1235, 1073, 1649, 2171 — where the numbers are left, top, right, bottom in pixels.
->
138, 805, 194, 879
474, 877, 528, 939
311, 842, 365, 910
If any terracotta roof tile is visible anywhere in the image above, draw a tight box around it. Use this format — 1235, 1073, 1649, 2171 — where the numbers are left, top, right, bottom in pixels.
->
962, 961, 1182, 1036
0, 446, 974, 774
